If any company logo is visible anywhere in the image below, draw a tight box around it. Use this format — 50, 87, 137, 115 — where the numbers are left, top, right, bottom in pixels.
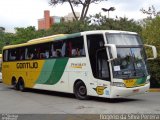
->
16, 62, 38, 69
93, 86, 106, 95
70, 63, 86, 69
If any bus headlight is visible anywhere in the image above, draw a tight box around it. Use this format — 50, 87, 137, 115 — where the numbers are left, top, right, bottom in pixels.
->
111, 82, 126, 87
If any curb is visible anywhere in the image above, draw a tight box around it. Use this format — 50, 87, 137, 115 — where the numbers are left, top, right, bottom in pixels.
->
149, 89, 160, 92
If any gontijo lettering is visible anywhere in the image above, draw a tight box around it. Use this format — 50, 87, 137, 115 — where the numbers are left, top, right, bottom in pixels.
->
17, 62, 38, 69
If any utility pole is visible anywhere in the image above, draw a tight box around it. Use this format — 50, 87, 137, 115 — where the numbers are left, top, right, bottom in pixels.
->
102, 7, 115, 18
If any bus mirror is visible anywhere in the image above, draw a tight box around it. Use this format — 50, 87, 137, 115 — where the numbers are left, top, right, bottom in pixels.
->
104, 44, 117, 61
144, 44, 157, 60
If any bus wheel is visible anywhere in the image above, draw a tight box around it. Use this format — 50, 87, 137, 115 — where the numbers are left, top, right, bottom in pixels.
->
74, 81, 88, 100
18, 80, 25, 92
12, 78, 18, 90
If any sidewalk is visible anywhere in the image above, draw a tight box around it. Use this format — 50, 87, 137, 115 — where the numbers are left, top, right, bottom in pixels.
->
149, 88, 160, 92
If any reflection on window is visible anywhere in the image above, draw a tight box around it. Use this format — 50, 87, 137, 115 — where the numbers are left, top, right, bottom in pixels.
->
112, 47, 148, 78
106, 34, 142, 45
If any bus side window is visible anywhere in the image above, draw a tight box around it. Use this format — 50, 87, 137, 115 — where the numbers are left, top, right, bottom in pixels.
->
25, 48, 29, 60
9, 50, 16, 61
80, 45, 86, 56
70, 36, 85, 57
3, 50, 8, 62
51, 44, 57, 57
61, 41, 66, 57
18, 48, 25, 60
45, 50, 49, 58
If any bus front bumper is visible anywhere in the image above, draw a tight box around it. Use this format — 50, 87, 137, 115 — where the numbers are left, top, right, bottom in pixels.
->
110, 83, 150, 98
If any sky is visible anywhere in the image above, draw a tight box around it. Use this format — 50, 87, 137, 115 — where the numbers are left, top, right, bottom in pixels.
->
0, 0, 160, 33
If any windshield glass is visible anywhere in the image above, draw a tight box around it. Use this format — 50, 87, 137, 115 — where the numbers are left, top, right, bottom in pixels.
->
106, 33, 148, 79
106, 33, 142, 45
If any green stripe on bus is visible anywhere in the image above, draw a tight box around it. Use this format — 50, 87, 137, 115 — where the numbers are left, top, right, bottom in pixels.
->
36, 58, 69, 85
54, 33, 81, 41
36, 59, 56, 84
136, 77, 146, 85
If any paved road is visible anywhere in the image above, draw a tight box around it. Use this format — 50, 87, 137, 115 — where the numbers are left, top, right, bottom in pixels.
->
0, 83, 160, 114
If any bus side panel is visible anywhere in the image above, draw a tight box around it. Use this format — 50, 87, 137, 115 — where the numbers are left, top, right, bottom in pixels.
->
2, 60, 45, 88
33, 58, 70, 92
2, 62, 12, 85
67, 58, 99, 96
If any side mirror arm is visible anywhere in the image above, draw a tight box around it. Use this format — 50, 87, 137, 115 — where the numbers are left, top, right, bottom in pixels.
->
144, 44, 157, 60
104, 44, 117, 61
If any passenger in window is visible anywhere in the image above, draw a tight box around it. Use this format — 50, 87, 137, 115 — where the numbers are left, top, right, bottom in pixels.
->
40, 53, 45, 59
36, 48, 40, 59
72, 48, 80, 56
45, 50, 49, 58
9, 52, 16, 60
51, 44, 57, 57
72, 49, 76, 56
80, 45, 85, 56
27, 53, 34, 59
76, 48, 80, 56
20, 54, 24, 60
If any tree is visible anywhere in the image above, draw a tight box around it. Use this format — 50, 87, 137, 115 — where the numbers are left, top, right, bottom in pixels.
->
142, 16, 160, 88
13, 26, 37, 44
49, 0, 108, 21
87, 13, 142, 34
140, 5, 160, 19
48, 20, 94, 34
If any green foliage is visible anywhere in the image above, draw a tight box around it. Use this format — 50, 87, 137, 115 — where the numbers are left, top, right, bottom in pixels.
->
142, 16, 160, 87
13, 26, 38, 44
48, 21, 94, 34
87, 13, 142, 34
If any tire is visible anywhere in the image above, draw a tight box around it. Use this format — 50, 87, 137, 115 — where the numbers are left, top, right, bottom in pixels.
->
74, 81, 88, 100
12, 79, 18, 90
18, 80, 25, 92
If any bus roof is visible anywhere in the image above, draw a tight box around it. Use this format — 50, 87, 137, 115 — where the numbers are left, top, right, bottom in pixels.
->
3, 30, 137, 50
81, 30, 137, 35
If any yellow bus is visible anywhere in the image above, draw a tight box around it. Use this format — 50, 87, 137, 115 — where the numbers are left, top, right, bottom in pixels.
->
2, 30, 157, 99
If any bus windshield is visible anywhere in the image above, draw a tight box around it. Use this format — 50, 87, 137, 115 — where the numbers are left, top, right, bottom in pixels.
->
106, 33, 148, 79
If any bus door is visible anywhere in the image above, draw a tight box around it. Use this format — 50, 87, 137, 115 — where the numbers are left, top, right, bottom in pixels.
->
96, 48, 111, 97
87, 34, 111, 97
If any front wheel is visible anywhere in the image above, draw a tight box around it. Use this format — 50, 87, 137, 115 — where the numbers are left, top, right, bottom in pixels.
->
74, 81, 88, 100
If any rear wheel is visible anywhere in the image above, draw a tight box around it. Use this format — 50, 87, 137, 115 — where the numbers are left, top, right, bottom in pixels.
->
74, 81, 88, 100
18, 80, 25, 92
12, 78, 18, 90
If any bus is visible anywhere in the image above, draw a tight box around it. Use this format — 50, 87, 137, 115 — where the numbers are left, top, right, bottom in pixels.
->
0, 54, 2, 82
2, 30, 157, 99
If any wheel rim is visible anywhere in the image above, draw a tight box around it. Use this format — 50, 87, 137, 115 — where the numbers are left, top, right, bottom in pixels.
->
78, 86, 86, 96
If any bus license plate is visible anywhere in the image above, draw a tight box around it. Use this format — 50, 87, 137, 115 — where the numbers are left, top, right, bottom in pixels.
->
133, 89, 139, 93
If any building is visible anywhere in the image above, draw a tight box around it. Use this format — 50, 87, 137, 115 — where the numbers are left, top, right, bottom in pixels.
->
63, 12, 80, 22
38, 10, 61, 30
38, 10, 80, 30
0, 27, 5, 32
